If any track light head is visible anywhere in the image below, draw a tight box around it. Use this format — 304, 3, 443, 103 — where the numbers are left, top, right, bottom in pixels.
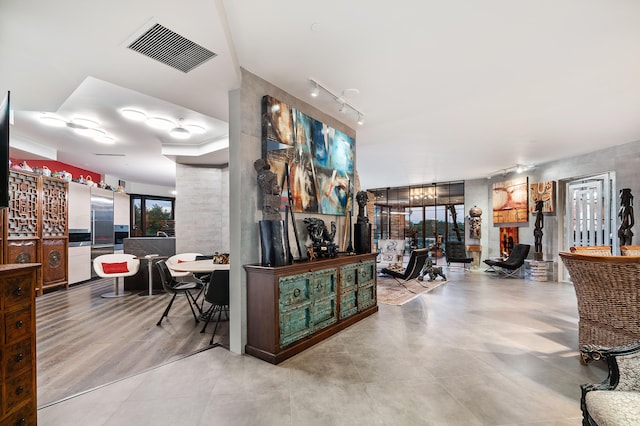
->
357, 113, 364, 125
310, 83, 319, 98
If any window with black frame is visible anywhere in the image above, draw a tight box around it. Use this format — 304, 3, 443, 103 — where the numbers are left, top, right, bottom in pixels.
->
130, 195, 175, 237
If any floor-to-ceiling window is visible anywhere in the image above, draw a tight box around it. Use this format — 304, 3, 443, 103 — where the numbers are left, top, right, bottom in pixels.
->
369, 181, 465, 255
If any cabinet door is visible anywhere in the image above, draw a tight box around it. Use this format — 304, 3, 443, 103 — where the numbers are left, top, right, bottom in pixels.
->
113, 192, 130, 226
68, 182, 91, 230
311, 267, 337, 330
279, 303, 313, 348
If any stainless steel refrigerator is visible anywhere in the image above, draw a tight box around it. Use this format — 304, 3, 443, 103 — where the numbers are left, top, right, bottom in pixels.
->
90, 189, 114, 277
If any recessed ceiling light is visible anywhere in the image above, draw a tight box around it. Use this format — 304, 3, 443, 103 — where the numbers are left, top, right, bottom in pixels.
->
75, 128, 105, 139
95, 134, 115, 144
184, 124, 205, 134
146, 117, 175, 130
71, 117, 99, 128
40, 115, 67, 127
169, 127, 190, 139
121, 108, 147, 121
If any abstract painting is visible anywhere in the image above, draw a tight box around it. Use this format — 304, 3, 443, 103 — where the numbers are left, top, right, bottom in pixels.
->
262, 95, 354, 215
499, 227, 519, 257
529, 181, 556, 214
492, 176, 528, 224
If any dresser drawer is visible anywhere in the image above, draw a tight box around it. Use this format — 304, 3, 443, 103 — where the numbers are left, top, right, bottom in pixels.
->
357, 260, 376, 286
2, 399, 36, 426
310, 268, 336, 299
4, 307, 32, 345
358, 282, 376, 311
279, 273, 311, 308
5, 369, 34, 414
339, 263, 358, 292
279, 302, 313, 348
313, 295, 337, 331
3, 273, 34, 309
4, 338, 33, 377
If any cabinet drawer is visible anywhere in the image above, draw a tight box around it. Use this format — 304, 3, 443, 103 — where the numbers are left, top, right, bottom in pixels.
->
279, 303, 313, 348
357, 260, 376, 286
313, 295, 337, 331
5, 369, 34, 413
339, 264, 358, 292
5, 307, 32, 344
4, 338, 33, 377
3, 273, 34, 309
311, 268, 336, 299
279, 273, 311, 308
358, 282, 376, 311
340, 288, 358, 320
2, 400, 36, 426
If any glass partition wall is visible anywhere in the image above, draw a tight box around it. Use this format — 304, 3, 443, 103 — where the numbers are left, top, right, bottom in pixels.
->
369, 182, 465, 256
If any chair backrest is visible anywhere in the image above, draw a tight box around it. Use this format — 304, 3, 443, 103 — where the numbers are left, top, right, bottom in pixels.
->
620, 246, 640, 256
570, 246, 612, 256
445, 241, 470, 260
93, 253, 140, 277
403, 248, 430, 280
166, 252, 203, 277
155, 260, 178, 293
504, 244, 530, 267
204, 269, 230, 305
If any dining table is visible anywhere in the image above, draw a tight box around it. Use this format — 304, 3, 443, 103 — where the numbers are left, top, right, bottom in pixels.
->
169, 260, 230, 274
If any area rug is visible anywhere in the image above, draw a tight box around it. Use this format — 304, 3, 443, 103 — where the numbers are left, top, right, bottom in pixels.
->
377, 275, 446, 305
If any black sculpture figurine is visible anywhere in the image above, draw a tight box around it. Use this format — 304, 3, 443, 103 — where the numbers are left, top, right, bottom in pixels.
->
533, 200, 544, 260
618, 188, 635, 246
303, 217, 338, 259
354, 191, 371, 254
254, 158, 285, 267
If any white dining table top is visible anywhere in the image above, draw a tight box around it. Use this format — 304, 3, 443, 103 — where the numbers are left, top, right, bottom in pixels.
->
169, 260, 230, 273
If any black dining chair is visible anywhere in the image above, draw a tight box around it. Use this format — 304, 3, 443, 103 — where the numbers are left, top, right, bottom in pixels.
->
200, 269, 230, 345
155, 260, 203, 326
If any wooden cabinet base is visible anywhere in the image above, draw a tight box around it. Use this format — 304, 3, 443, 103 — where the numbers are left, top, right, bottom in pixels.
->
245, 305, 378, 364
244, 253, 378, 365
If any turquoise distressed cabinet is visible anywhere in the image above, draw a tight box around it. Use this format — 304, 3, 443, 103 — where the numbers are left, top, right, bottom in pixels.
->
245, 253, 377, 364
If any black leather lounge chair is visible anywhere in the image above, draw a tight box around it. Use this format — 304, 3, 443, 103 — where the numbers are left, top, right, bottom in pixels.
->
445, 241, 473, 270
380, 248, 429, 281
483, 244, 530, 278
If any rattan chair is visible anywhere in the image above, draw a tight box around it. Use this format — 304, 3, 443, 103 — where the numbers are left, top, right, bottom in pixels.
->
569, 246, 612, 256
620, 245, 640, 256
580, 340, 640, 425
559, 252, 640, 362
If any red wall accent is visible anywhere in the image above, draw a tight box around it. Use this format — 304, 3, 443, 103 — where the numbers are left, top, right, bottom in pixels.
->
9, 158, 102, 183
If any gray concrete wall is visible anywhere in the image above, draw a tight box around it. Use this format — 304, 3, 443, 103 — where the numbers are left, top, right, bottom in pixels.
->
228, 68, 357, 354
175, 164, 229, 255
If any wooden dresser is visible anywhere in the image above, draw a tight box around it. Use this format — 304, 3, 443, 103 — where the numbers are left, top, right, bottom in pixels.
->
0, 263, 38, 425
244, 253, 377, 364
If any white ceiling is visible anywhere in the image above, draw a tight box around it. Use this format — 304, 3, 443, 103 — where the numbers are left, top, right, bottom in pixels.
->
2, 0, 640, 191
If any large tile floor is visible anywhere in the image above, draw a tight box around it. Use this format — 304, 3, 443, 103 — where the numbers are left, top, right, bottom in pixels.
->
38, 268, 608, 425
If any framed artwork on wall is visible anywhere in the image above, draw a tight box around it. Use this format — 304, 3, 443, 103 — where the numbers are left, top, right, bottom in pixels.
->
529, 181, 556, 214
499, 227, 519, 257
261, 95, 354, 216
492, 176, 528, 224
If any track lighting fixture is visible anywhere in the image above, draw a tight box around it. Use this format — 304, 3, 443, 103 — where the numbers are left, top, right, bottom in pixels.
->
486, 164, 535, 179
308, 78, 365, 124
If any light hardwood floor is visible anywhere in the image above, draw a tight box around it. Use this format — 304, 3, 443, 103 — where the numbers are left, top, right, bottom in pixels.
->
36, 278, 227, 407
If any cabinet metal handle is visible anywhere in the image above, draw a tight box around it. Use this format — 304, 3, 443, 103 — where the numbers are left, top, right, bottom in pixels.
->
15, 386, 23, 395
15, 353, 24, 362
293, 288, 301, 297
13, 287, 22, 296
15, 320, 23, 329
316, 283, 323, 291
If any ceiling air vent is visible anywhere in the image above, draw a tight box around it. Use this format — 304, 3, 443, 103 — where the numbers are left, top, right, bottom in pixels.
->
127, 23, 217, 73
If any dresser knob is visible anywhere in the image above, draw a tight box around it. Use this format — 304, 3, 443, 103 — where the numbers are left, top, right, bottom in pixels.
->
15, 320, 23, 329
13, 287, 22, 296
15, 353, 23, 362
15, 386, 23, 395
316, 283, 323, 291
293, 288, 301, 297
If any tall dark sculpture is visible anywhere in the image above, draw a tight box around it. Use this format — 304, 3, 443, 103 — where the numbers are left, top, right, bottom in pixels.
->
533, 200, 544, 260
254, 159, 285, 266
618, 188, 634, 246
468, 206, 482, 240
354, 191, 371, 254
